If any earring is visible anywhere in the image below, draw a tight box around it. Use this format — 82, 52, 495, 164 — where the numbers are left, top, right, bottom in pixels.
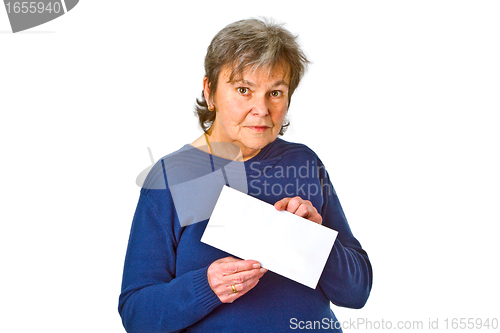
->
208, 105, 215, 112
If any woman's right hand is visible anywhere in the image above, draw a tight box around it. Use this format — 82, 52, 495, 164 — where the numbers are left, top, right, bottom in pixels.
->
207, 256, 267, 303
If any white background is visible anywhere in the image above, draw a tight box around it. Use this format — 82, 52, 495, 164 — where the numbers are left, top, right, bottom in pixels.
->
1, 1, 499, 332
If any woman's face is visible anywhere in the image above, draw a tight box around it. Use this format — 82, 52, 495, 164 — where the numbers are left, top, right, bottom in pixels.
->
205, 64, 290, 160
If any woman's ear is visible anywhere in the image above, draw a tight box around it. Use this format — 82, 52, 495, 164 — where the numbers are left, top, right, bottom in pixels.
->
203, 77, 211, 106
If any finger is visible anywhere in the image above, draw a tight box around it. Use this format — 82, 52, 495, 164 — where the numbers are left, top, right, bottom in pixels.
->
296, 202, 322, 224
275, 197, 301, 213
208, 258, 262, 283
229, 272, 262, 294
210, 265, 266, 297
274, 197, 291, 211
221, 277, 262, 303
219, 259, 262, 275
295, 202, 311, 218
283, 197, 303, 214
310, 210, 322, 224
224, 266, 267, 285
275, 197, 323, 224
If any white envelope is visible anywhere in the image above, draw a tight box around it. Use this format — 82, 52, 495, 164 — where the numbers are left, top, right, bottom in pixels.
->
201, 186, 338, 289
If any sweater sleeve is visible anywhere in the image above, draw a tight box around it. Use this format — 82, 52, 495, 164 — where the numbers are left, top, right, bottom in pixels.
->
317, 171, 373, 309
118, 190, 221, 333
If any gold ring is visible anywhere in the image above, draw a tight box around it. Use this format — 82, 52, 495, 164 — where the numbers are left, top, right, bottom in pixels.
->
231, 284, 237, 293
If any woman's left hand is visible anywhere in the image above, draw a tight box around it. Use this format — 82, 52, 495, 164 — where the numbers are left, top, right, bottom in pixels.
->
274, 197, 322, 225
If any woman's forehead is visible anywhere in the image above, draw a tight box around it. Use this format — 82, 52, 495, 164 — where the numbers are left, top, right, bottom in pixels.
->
221, 63, 290, 85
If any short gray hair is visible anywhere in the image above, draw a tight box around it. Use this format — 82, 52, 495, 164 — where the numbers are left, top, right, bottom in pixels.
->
195, 18, 309, 135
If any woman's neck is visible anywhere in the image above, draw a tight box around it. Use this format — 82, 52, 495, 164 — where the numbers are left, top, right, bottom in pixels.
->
191, 133, 249, 161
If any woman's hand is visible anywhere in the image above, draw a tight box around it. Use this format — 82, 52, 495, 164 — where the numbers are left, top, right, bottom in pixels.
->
274, 197, 323, 225
207, 257, 267, 303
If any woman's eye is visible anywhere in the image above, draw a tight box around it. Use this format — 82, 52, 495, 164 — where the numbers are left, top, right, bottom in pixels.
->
270, 90, 282, 97
238, 87, 249, 95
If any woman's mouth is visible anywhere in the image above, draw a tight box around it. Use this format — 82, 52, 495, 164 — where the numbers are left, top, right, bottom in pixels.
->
246, 126, 270, 133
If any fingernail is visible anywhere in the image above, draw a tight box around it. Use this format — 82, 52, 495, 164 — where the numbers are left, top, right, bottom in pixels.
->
260, 268, 267, 273
252, 263, 260, 269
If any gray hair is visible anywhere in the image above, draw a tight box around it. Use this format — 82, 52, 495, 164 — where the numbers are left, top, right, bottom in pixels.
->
195, 18, 309, 135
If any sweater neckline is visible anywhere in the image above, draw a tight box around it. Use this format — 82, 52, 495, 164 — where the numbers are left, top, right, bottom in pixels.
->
185, 138, 282, 164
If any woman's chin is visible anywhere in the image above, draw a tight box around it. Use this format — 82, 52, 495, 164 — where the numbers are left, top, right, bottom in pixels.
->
240, 137, 273, 153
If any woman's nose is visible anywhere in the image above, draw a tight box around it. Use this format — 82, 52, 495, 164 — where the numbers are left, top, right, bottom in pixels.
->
250, 96, 270, 117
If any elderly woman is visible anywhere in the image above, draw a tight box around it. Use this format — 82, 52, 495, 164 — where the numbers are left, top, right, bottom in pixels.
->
119, 18, 372, 333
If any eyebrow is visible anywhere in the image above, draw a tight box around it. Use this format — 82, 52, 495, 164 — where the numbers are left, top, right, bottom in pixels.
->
231, 79, 289, 88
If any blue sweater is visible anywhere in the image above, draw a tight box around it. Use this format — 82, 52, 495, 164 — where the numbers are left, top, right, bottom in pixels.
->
118, 138, 372, 333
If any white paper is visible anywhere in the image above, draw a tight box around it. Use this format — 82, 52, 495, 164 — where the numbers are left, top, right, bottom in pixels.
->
201, 186, 338, 289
